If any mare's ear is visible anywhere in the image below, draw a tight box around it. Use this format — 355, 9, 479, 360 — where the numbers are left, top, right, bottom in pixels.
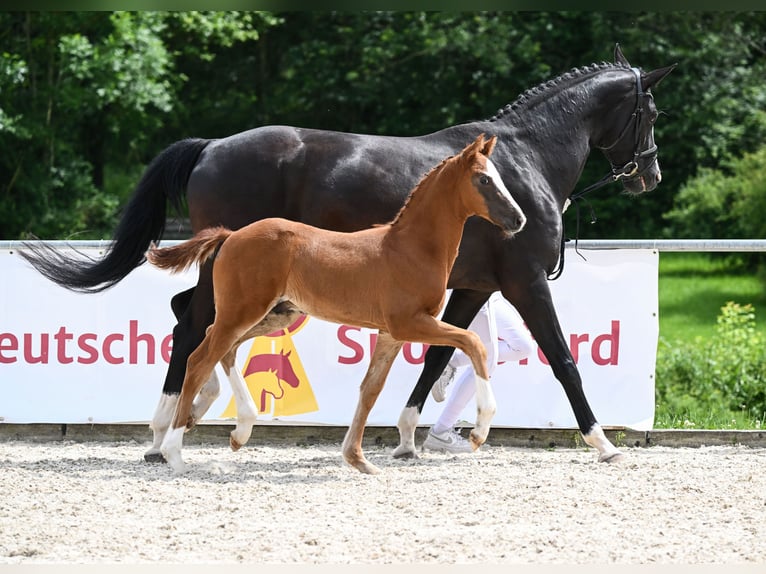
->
481, 135, 498, 157
614, 43, 630, 67
641, 64, 677, 91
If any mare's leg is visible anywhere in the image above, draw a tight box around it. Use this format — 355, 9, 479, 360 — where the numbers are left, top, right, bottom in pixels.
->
145, 264, 216, 463
503, 275, 622, 463
219, 302, 304, 452
341, 331, 403, 475
389, 314, 495, 451
392, 289, 490, 459
168, 286, 224, 430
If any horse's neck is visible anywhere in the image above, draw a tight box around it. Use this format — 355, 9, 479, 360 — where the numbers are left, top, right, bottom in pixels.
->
386, 166, 468, 265
494, 69, 631, 201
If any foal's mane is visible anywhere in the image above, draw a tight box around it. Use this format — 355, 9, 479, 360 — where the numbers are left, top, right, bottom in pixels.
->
488, 61, 630, 122
384, 151, 458, 227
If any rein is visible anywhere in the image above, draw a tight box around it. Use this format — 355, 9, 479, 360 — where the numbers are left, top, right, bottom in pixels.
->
548, 67, 654, 281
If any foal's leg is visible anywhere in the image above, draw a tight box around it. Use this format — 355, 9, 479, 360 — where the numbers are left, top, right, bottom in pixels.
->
146, 279, 214, 464
219, 303, 305, 452
160, 322, 247, 473
187, 301, 304, 434
219, 341, 259, 453
390, 314, 495, 451
341, 331, 403, 475
392, 289, 489, 459
166, 286, 223, 433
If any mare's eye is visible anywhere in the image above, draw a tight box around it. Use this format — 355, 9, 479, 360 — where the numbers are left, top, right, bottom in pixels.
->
479, 175, 491, 186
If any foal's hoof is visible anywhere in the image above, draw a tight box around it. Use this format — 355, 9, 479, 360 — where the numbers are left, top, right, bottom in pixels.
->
391, 445, 419, 460
343, 450, 382, 475
599, 451, 625, 464
144, 451, 167, 464
351, 460, 382, 475
468, 430, 485, 451
230, 436, 243, 452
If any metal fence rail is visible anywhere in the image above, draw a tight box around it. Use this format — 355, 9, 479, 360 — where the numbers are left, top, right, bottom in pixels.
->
3, 239, 766, 252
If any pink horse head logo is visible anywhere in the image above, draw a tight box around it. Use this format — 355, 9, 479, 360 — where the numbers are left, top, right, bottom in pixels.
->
242, 349, 301, 412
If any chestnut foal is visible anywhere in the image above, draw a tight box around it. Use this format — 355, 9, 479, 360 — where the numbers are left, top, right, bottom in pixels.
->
147, 134, 526, 474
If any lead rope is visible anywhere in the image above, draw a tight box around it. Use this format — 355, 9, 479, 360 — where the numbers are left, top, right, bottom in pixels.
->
547, 187, 599, 281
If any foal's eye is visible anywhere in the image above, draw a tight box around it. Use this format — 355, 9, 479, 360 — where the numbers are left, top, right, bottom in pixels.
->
479, 175, 491, 186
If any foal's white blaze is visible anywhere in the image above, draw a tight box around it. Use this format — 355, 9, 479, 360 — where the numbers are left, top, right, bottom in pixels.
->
583, 423, 624, 463
486, 158, 524, 218
392, 405, 420, 458
470, 375, 497, 448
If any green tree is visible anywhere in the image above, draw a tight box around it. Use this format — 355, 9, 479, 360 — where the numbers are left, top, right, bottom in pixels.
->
563, 11, 766, 239
1, 12, 173, 239
0, 11, 278, 239
3, 12, 765, 241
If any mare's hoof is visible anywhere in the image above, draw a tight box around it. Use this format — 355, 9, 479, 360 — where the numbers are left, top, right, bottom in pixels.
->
391, 445, 418, 460
144, 451, 167, 464
230, 436, 243, 452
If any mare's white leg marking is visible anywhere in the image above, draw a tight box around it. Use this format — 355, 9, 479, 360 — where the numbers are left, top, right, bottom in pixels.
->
583, 423, 624, 463
470, 375, 496, 449
226, 365, 258, 450
190, 371, 221, 425
160, 426, 187, 474
392, 406, 420, 459
145, 393, 178, 461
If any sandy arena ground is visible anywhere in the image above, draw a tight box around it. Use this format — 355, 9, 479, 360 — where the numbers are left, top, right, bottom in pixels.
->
1, 439, 765, 565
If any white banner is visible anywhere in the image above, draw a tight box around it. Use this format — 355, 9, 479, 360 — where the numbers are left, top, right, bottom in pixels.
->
0, 246, 658, 430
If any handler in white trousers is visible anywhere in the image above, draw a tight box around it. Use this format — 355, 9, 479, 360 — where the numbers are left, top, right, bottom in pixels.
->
424, 291, 535, 453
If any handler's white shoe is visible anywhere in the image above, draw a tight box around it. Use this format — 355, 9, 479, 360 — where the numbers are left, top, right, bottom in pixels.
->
422, 428, 474, 454
430, 364, 456, 403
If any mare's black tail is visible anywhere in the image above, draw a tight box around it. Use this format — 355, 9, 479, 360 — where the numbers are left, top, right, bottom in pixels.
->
18, 138, 210, 293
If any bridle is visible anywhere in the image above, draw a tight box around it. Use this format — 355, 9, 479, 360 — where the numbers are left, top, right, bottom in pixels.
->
599, 67, 658, 183
548, 67, 657, 280
577, 66, 658, 196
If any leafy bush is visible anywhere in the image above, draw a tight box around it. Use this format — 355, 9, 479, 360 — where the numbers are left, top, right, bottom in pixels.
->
656, 301, 766, 422
664, 145, 766, 281
665, 145, 766, 239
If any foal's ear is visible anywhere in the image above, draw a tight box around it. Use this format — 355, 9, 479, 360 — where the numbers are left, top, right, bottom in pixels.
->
641, 64, 677, 91
614, 43, 630, 67
481, 135, 498, 157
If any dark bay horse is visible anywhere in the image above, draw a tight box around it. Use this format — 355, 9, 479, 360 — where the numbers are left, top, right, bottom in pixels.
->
19, 46, 675, 463
146, 135, 526, 473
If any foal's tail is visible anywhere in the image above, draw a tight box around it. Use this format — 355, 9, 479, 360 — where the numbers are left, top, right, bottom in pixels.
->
147, 227, 233, 274
18, 137, 210, 293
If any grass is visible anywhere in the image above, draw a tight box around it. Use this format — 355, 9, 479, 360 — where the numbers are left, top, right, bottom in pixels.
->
658, 252, 766, 342
653, 406, 763, 431
655, 252, 766, 429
